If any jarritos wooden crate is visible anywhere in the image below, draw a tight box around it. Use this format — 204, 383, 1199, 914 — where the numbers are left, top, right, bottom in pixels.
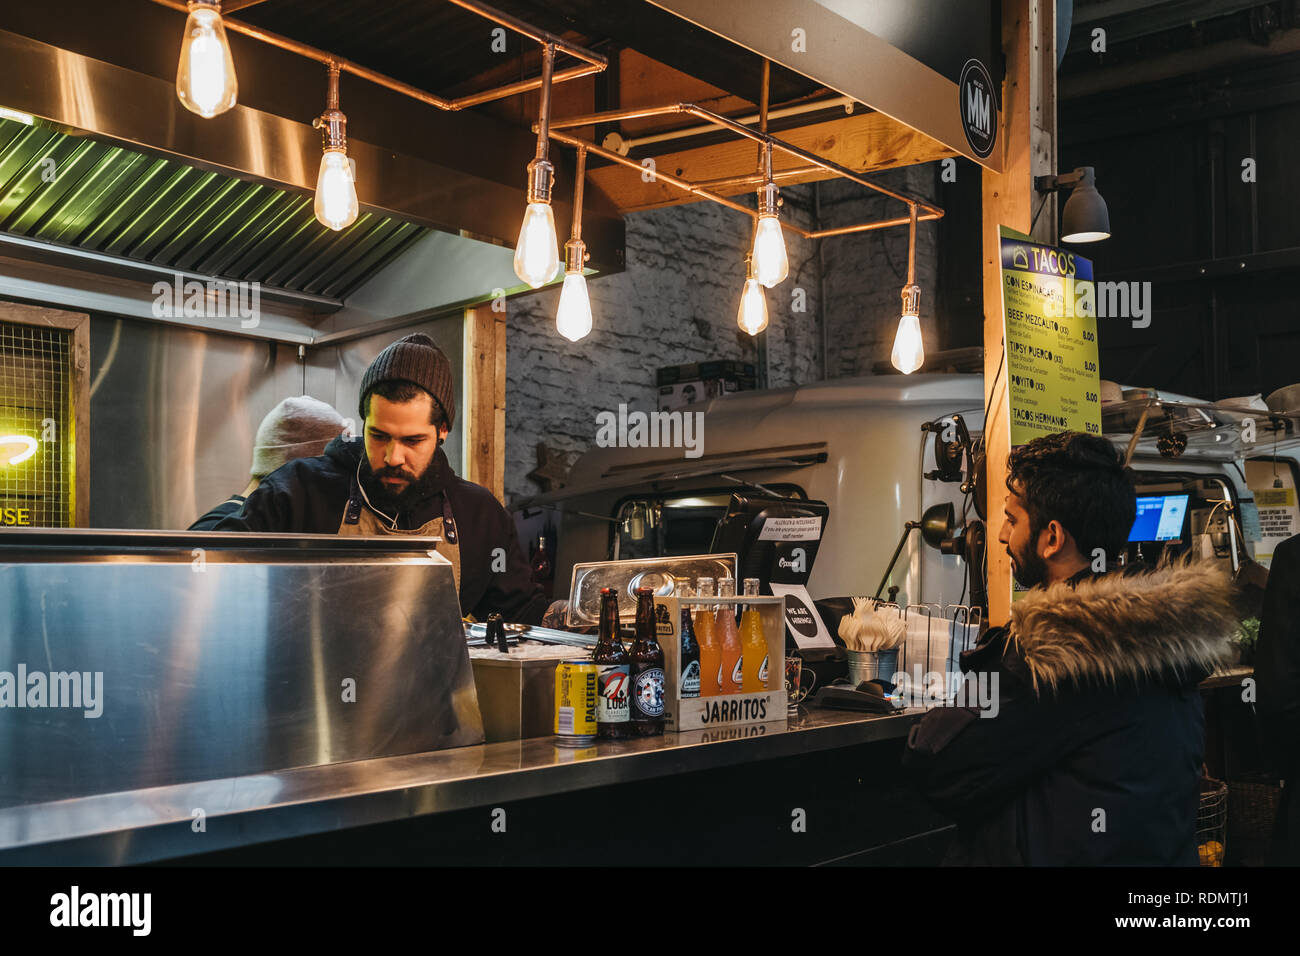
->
654, 595, 787, 732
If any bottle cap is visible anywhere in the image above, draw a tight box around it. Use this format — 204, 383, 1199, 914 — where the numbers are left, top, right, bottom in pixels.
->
718, 577, 736, 598
696, 576, 714, 596
743, 577, 759, 596
675, 577, 694, 599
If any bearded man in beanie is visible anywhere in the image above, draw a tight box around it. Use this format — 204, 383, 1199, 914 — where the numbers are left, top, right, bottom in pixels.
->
903, 431, 1237, 865
190, 395, 345, 530
215, 333, 548, 625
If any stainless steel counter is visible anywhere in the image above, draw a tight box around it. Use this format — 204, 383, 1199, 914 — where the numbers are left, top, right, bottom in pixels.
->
0, 707, 920, 865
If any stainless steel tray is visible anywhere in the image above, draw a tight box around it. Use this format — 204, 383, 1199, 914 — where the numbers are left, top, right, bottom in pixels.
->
565, 553, 738, 628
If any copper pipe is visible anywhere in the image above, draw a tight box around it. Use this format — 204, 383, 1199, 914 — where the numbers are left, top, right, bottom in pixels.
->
549, 130, 757, 219
804, 212, 940, 240
535, 42, 555, 161
548, 101, 942, 216
450, 62, 604, 110
554, 129, 941, 238
150, 0, 605, 112
906, 203, 918, 285
442, 0, 606, 66
694, 165, 821, 190
571, 146, 587, 243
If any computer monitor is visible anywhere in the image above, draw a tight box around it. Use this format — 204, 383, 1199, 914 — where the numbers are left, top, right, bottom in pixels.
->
1128, 493, 1190, 543
708, 494, 829, 590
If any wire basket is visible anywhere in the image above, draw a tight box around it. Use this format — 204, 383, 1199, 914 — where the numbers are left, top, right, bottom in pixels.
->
1196, 773, 1228, 867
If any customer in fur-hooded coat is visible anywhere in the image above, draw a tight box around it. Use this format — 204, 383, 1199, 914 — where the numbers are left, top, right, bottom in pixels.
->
903, 433, 1236, 865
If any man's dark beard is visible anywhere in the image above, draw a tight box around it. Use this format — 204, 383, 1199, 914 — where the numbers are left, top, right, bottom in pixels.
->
1008, 537, 1049, 588
363, 458, 441, 516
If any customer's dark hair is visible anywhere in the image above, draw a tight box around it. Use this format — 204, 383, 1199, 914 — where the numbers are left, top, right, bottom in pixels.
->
1006, 431, 1136, 559
361, 379, 447, 430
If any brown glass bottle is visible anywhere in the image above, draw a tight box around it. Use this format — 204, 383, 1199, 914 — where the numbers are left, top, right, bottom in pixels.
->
628, 586, 666, 736
593, 587, 631, 739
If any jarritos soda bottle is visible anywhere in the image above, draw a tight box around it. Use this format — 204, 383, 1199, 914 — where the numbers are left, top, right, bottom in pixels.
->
629, 586, 666, 736
593, 587, 631, 739
716, 577, 743, 694
694, 576, 720, 697
740, 577, 768, 692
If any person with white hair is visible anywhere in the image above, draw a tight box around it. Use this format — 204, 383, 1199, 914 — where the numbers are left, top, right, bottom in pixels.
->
189, 395, 345, 530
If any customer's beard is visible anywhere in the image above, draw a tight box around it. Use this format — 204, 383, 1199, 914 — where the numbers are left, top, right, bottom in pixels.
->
1008, 540, 1049, 589
364, 459, 441, 516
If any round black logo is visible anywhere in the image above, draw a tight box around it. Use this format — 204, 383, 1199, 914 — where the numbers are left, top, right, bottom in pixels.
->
785, 595, 819, 639
958, 58, 996, 159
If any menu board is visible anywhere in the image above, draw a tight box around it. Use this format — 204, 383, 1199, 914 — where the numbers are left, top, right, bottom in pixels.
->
999, 227, 1102, 447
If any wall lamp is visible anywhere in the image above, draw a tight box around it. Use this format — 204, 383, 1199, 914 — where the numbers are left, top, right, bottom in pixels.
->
1034, 166, 1110, 243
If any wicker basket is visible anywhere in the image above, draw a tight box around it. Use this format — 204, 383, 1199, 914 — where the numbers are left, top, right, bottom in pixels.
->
1197, 774, 1229, 866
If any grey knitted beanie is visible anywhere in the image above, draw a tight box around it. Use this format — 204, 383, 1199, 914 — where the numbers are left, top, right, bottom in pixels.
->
250, 396, 345, 478
358, 332, 456, 428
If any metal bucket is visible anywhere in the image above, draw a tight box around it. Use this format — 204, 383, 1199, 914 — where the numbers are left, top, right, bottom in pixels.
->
846, 649, 899, 685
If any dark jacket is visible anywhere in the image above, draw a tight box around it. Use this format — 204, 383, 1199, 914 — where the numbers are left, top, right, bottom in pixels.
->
213, 437, 547, 624
189, 495, 246, 531
1254, 532, 1300, 864
903, 561, 1236, 865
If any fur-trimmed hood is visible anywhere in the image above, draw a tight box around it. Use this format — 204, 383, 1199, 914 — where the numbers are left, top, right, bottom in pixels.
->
1008, 561, 1237, 693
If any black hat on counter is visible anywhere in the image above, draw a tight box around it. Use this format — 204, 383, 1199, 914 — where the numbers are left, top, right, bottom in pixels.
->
358, 332, 456, 428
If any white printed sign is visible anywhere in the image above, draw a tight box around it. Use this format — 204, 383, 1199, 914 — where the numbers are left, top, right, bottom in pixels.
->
767, 583, 835, 649
757, 516, 822, 541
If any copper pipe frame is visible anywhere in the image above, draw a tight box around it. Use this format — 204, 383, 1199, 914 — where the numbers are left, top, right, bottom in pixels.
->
151, 0, 606, 111
547, 102, 942, 221
549, 129, 940, 240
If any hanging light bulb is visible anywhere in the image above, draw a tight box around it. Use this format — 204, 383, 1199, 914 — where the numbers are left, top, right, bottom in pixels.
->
890, 291, 924, 374
556, 243, 593, 342
555, 146, 593, 341
311, 62, 358, 231
315, 149, 358, 231
175, 1, 238, 118
514, 42, 561, 288
890, 204, 925, 374
515, 184, 560, 288
751, 180, 789, 288
737, 257, 769, 336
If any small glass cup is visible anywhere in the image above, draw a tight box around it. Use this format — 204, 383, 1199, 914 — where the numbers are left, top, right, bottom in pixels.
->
785, 654, 816, 717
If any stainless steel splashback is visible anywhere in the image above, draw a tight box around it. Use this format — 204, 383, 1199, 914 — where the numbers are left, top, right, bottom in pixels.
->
87, 312, 462, 530
0, 530, 482, 808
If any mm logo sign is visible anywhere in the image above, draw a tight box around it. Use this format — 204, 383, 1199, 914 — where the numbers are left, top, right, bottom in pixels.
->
959, 58, 996, 158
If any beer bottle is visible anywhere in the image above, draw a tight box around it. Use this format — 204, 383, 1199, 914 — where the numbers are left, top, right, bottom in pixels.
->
677, 579, 701, 699
629, 586, 666, 736
593, 587, 631, 739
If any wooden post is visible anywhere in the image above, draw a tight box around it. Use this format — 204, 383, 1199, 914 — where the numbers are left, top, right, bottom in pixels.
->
464, 304, 507, 504
982, 0, 1056, 624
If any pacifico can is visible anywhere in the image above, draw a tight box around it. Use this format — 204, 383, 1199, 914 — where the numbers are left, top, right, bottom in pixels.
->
554, 660, 598, 746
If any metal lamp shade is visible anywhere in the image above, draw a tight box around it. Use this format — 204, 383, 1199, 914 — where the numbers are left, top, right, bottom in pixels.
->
920, 502, 955, 550
1061, 167, 1110, 242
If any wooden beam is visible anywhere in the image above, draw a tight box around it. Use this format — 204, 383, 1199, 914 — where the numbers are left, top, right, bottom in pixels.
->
981, 0, 1057, 625
588, 111, 957, 213
464, 305, 507, 503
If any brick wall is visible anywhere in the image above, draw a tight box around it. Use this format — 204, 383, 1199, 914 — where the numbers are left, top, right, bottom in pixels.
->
504, 163, 942, 504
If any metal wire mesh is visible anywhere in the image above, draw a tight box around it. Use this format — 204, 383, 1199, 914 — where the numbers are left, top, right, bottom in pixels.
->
0, 320, 71, 527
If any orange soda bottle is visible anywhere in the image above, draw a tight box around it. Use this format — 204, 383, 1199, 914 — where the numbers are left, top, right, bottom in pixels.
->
740, 578, 768, 692
716, 577, 743, 694
694, 576, 720, 697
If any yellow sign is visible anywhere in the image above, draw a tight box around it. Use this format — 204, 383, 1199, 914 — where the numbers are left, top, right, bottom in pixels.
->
999, 227, 1102, 446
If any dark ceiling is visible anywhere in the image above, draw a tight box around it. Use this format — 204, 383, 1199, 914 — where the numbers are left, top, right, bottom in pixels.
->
233, 0, 821, 111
